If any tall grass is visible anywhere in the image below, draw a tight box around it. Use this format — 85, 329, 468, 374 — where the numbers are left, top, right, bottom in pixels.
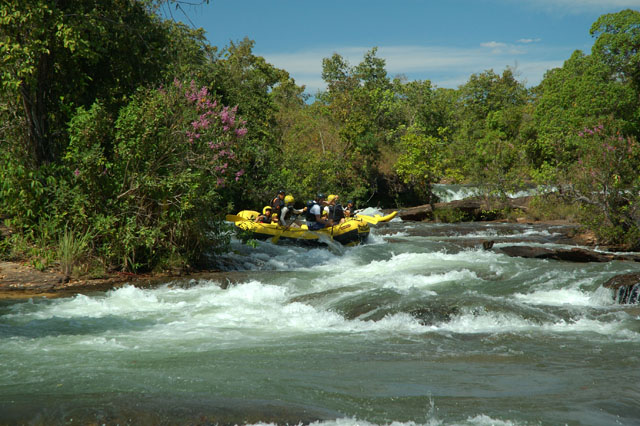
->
58, 227, 90, 276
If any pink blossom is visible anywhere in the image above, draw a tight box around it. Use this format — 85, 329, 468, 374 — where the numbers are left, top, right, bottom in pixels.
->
74, 168, 80, 177
220, 108, 229, 124
216, 178, 225, 187
236, 128, 247, 137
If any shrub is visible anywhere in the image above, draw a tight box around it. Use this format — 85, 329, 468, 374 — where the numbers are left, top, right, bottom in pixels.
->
62, 80, 248, 271
562, 124, 640, 248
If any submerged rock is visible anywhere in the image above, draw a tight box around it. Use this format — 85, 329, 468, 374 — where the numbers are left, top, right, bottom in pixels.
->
408, 305, 460, 325
498, 246, 615, 262
603, 273, 640, 304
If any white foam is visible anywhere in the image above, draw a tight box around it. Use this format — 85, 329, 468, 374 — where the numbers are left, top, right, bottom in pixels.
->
251, 413, 525, 426
430, 309, 640, 341
513, 286, 614, 308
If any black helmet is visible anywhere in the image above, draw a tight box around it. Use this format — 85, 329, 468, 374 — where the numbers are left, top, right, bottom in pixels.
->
347, 200, 354, 205
316, 193, 325, 200
278, 189, 285, 194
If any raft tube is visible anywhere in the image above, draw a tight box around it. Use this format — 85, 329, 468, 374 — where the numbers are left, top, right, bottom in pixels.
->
231, 210, 370, 246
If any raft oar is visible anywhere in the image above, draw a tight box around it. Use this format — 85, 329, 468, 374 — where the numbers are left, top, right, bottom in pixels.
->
225, 214, 249, 222
271, 215, 298, 244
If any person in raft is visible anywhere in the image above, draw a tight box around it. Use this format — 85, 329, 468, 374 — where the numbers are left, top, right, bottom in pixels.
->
256, 206, 274, 223
326, 194, 346, 224
270, 189, 286, 216
344, 200, 355, 217
279, 195, 307, 227
305, 193, 332, 230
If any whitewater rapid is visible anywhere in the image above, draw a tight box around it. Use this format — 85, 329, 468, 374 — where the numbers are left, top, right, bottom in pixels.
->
2, 220, 639, 425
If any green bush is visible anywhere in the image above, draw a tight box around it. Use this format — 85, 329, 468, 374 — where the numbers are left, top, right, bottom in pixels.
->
60, 80, 249, 270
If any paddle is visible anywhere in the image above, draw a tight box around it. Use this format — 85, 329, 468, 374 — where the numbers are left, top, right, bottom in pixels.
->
271, 215, 299, 244
225, 214, 249, 223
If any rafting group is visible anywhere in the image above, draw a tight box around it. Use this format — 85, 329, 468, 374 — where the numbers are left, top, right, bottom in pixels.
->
227, 190, 397, 246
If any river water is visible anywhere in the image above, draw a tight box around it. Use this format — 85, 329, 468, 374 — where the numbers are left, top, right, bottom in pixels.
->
2, 219, 640, 425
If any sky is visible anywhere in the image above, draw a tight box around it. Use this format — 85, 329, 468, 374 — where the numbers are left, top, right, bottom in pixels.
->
165, 0, 640, 95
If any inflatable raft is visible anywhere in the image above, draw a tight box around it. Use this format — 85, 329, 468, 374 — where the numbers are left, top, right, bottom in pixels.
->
228, 210, 370, 246
355, 210, 397, 225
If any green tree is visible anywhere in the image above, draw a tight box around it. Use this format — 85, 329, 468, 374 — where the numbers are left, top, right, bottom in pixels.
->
591, 9, 640, 89
206, 37, 301, 206
451, 68, 530, 186
63, 81, 249, 270
0, 0, 170, 165
561, 123, 640, 248
394, 126, 446, 202
533, 50, 638, 177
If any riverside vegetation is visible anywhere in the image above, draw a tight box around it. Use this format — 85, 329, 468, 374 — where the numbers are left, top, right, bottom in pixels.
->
1, 2, 640, 276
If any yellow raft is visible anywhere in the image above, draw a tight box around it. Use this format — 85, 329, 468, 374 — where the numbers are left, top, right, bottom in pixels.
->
355, 210, 397, 225
228, 210, 370, 246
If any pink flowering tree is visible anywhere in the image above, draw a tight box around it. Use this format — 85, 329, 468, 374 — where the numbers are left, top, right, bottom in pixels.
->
564, 123, 640, 247
65, 80, 249, 271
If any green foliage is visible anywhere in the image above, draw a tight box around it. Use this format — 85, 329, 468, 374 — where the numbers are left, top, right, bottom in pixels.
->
526, 194, 580, 222
62, 81, 248, 270
394, 126, 446, 201
0, 0, 171, 165
590, 9, 640, 89
433, 208, 472, 223
533, 50, 638, 174
206, 37, 300, 206
451, 68, 531, 184
58, 226, 91, 277
560, 124, 640, 247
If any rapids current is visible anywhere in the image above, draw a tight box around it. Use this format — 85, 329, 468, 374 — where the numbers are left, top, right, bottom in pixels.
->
1, 219, 640, 425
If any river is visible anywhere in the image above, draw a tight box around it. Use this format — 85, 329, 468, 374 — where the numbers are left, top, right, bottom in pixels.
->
1, 219, 640, 425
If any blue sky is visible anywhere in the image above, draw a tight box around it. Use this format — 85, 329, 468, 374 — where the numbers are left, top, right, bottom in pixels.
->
166, 0, 640, 94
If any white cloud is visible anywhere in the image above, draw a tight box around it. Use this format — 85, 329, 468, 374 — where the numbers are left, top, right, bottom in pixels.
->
261, 44, 570, 93
481, 41, 507, 48
518, 38, 542, 44
480, 41, 526, 55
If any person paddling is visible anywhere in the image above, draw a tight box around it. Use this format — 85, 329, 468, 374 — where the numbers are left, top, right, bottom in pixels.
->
271, 190, 286, 216
326, 194, 345, 224
279, 195, 307, 227
305, 193, 331, 230
344, 200, 355, 217
256, 206, 274, 223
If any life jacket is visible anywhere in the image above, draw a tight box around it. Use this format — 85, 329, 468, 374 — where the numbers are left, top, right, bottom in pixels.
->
330, 204, 345, 221
282, 205, 295, 222
305, 200, 318, 222
256, 214, 271, 223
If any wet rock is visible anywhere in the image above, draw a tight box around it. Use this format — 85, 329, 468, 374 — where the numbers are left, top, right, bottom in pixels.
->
498, 246, 614, 262
398, 196, 532, 222
603, 273, 640, 304
398, 204, 433, 221
409, 305, 460, 325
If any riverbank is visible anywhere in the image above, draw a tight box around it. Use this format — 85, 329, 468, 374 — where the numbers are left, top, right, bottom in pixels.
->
0, 262, 270, 300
